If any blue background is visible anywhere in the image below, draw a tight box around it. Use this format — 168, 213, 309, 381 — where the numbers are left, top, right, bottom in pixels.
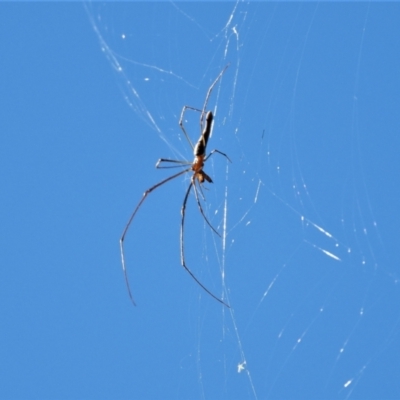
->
1, 3, 400, 399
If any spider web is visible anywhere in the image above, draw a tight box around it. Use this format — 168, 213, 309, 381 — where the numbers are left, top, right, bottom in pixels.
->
86, 3, 400, 399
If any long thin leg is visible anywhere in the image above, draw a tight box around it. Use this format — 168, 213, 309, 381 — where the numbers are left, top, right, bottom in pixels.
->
156, 158, 192, 169
190, 148, 231, 236
120, 167, 191, 306
191, 179, 220, 237
205, 149, 232, 163
180, 181, 230, 308
179, 105, 203, 150
200, 64, 230, 131
179, 64, 229, 148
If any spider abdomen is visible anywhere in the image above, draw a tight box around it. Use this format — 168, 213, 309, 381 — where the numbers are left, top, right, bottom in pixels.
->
194, 111, 213, 157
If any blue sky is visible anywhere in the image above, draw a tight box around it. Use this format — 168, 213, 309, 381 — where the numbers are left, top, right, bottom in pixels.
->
1, 3, 400, 399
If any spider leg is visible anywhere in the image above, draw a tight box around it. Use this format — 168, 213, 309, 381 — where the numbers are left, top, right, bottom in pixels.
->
179, 106, 203, 150
200, 64, 230, 131
156, 158, 192, 169
180, 179, 230, 308
195, 177, 208, 201
120, 167, 191, 306
192, 178, 221, 237
180, 64, 230, 146
205, 149, 232, 163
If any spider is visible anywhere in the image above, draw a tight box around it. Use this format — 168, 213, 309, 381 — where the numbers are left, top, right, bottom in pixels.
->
120, 65, 231, 308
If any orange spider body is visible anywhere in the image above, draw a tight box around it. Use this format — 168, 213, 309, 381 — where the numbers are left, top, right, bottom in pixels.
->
193, 111, 213, 184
